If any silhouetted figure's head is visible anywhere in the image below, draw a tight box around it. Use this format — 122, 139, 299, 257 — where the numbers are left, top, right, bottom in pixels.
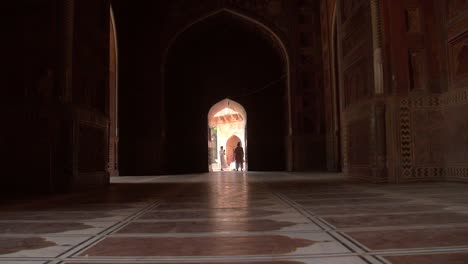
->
237, 142, 241, 147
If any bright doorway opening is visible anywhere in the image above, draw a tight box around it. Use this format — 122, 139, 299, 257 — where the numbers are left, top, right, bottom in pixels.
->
208, 99, 247, 171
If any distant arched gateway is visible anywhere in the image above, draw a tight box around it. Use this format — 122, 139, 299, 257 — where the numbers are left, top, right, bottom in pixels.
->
208, 99, 247, 171
163, 9, 291, 173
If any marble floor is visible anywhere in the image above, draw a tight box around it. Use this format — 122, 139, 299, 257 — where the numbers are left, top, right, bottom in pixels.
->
1, 172, 468, 264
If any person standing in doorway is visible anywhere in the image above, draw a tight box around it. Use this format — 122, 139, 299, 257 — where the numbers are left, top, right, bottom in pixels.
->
234, 142, 244, 171
219, 146, 226, 171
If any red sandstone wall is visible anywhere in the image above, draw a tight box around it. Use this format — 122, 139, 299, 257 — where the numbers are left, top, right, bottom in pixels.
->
1, 0, 110, 193
71, 0, 110, 188
2, 1, 64, 193
382, 0, 468, 182
329, 0, 388, 182
442, 0, 468, 181
113, 0, 327, 174
320, 0, 468, 183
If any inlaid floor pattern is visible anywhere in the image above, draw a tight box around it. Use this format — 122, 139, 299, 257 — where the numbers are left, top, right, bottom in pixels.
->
1, 172, 468, 264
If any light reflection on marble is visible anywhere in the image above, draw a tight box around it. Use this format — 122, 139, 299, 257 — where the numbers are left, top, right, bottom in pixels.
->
2, 172, 468, 263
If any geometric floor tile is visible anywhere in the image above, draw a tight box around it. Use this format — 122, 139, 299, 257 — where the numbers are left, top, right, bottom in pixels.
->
79, 232, 351, 257
1, 172, 468, 264
0, 236, 89, 257
384, 252, 468, 264
347, 227, 468, 250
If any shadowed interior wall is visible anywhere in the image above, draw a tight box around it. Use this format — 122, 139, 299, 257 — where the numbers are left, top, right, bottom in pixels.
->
2, 0, 110, 194
113, 0, 327, 176
165, 14, 286, 174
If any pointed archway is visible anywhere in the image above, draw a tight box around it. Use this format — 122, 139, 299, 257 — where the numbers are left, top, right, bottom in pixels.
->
208, 99, 247, 171
109, 5, 119, 176
226, 135, 242, 167
163, 9, 291, 174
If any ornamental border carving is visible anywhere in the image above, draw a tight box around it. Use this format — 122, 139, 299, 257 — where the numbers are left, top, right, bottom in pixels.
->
398, 88, 468, 181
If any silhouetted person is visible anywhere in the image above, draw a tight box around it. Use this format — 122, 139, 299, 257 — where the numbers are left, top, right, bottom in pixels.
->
219, 146, 226, 171
234, 142, 244, 171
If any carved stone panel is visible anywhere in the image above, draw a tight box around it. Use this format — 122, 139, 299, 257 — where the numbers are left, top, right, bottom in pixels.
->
405, 7, 421, 33
443, 102, 468, 165
343, 57, 371, 106
341, 0, 366, 23
408, 49, 427, 91
448, 32, 468, 88
412, 109, 444, 166
447, 0, 468, 21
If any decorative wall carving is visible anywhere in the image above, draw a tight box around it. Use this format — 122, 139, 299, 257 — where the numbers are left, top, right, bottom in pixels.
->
447, 0, 468, 21
443, 102, 468, 165
342, 24, 368, 57
444, 0, 468, 181
343, 57, 371, 106
442, 91, 468, 181
445, 167, 468, 178
448, 32, 468, 88
405, 8, 421, 33
408, 49, 427, 91
398, 97, 445, 182
412, 109, 444, 166
399, 100, 412, 179
341, 0, 365, 23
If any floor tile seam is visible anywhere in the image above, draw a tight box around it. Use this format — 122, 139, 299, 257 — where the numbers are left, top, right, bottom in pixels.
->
374, 248, 468, 256
359, 254, 387, 264
296, 197, 435, 203
64, 252, 365, 261
54, 202, 161, 259
154, 202, 282, 206
0, 257, 53, 260
298, 201, 448, 209
331, 222, 468, 231
288, 195, 405, 202
280, 192, 381, 197
91, 229, 331, 238
273, 192, 365, 256
0, 220, 127, 223
129, 216, 309, 222
296, 201, 448, 207
147, 203, 293, 208
322, 221, 468, 229
103, 229, 326, 237
143, 210, 292, 214
22, 209, 150, 213
95, 202, 163, 236
0, 217, 316, 226
147, 205, 297, 210
325, 230, 365, 254
271, 193, 318, 220
0, 206, 147, 209
333, 224, 468, 233
145, 207, 293, 212
49, 222, 468, 237
372, 255, 392, 264
276, 191, 384, 196
0, 234, 102, 238
369, 246, 468, 255
134, 216, 308, 222
273, 193, 335, 231
328, 231, 370, 254
313, 209, 462, 217
335, 231, 372, 253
